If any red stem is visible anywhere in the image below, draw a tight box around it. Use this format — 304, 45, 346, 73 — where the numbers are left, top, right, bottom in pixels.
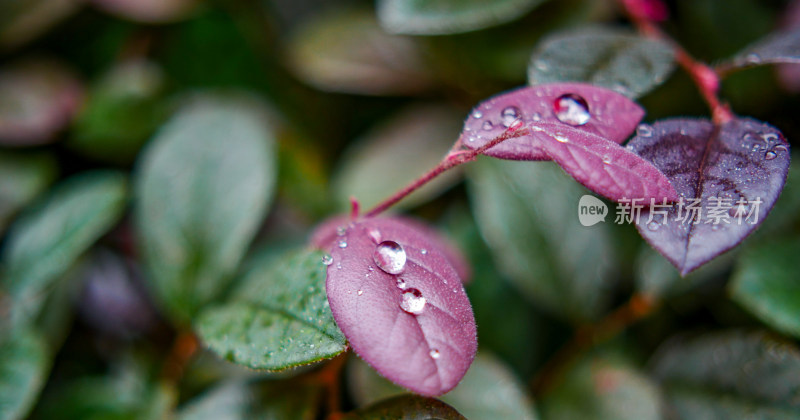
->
363, 128, 529, 218
619, 0, 734, 124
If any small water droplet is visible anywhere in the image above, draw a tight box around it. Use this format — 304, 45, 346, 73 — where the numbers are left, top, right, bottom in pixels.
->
647, 221, 660, 231
338, 239, 348, 248
336, 263, 342, 270
399, 288, 426, 315
396, 278, 407, 289
482, 121, 494, 131
373, 241, 407, 275
336, 226, 346, 236
531, 112, 542, 121
636, 124, 654, 137
745, 53, 761, 64
535, 60, 549, 71
357, 290, 363, 296
500, 106, 521, 128
554, 132, 569, 143
429, 349, 441, 359
321, 255, 333, 266
602, 155, 612, 164
472, 109, 483, 119
553, 93, 590, 126
420, 248, 427, 255
765, 150, 777, 160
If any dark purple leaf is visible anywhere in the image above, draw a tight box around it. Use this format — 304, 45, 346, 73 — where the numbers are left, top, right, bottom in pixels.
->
321, 217, 477, 396
530, 121, 678, 202
311, 215, 472, 283
459, 83, 644, 160
628, 118, 791, 275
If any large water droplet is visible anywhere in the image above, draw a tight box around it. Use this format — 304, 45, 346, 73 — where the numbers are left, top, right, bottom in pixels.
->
553, 94, 590, 126
429, 349, 441, 359
764, 150, 777, 160
321, 255, 333, 266
500, 106, 521, 128
482, 121, 494, 131
399, 288, 426, 315
373, 241, 407, 275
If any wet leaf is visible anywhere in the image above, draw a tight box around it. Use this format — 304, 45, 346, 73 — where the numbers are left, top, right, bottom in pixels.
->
628, 118, 791, 275
651, 330, 800, 419
333, 105, 463, 211
721, 27, 800, 71
70, 59, 168, 164
468, 158, 617, 321
527, 121, 678, 202
135, 94, 276, 323
0, 151, 57, 233
377, 0, 548, 35
89, 0, 196, 23
730, 237, 800, 339
540, 356, 661, 420
528, 27, 675, 98
287, 9, 432, 95
0, 327, 49, 420
348, 352, 538, 420
460, 83, 643, 161
322, 217, 477, 396
346, 395, 466, 420
0, 58, 83, 146
195, 249, 346, 371
2, 171, 128, 326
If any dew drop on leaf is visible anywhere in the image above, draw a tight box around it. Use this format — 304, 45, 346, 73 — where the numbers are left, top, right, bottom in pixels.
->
429, 348, 441, 359
322, 254, 333, 266
399, 288, 426, 314
373, 240, 407, 274
500, 106, 521, 127
338, 239, 348, 248
472, 109, 483, 119
554, 93, 590, 126
482, 121, 493, 131
765, 150, 778, 160
636, 123, 654, 137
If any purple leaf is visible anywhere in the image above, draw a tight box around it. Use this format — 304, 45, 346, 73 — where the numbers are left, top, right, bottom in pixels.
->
320, 217, 477, 396
530, 122, 678, 202
628, 118, 791, 276
459, 83, 644, 160
311, 215, 472, 283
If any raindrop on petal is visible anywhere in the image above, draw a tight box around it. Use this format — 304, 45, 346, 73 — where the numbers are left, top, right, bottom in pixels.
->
373, 241, 407, 275
553, 93, 590, 126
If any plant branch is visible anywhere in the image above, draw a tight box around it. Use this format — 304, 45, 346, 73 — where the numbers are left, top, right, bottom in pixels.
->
364, 128, 529, 218
618, 0, 734, 124
531, 293, 659, 396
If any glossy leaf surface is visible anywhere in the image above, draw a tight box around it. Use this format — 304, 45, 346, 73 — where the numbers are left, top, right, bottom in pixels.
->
323, 217, 477, 396
722, 27, 800, 70
196, 250, 346, 371
629, 118, 790, 275
528, 27, 675, 98
460, 83, 644, 160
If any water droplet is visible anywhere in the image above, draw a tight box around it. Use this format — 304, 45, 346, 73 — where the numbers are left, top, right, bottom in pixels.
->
420, 248, 427, 255
531, 112, 542, 121
765, 150, 777, 160
399, 288, 426, 315
745, 53, 761, 64
602, 155, 612, 164
336, 262, 342, 270
482, 121, 493, 131
553, 93, 590, 126
636, 124, 653, 137
554, 132, 569, 143
535, 60, 549, 71
647, 221, 660, 231
357, 290, 363, 296
336, 226, 346, 236
429, 349, 441, 359
396, 278, 407, 289
337, 239, 348, 248
373, 241, 407, 275
321, 255, 333, 266
500, 106, 521, 128
472, 109, 483, 119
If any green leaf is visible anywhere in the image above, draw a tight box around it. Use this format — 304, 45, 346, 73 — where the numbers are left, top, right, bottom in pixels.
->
730, 238, 800, 338
70, 59, 168, 164
0, 151, 57, 234
348, 352, 538, 420
634, 245, 734, 300
467, 158, 617, 321
177, 381, 249, 420
377, 0, 548, 35
2, 171, 128, 326
651, 330, 800, 419
540, 355, 662, 420
347, 395, 466, 419
333, 105, 463, 211
287, 9, 432, 95
195, 249, 346, 371
528, 27, 675, 98
135, 94, 276, 322
0, 327, 49, 420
